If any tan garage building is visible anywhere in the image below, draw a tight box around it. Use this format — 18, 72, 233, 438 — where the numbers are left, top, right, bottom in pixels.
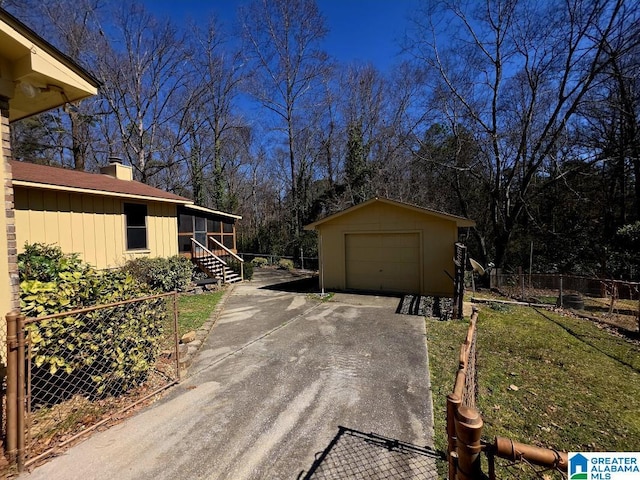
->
305, 197, 475, 297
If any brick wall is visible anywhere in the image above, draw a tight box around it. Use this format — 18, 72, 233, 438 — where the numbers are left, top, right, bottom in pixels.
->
0, 96, 18, 312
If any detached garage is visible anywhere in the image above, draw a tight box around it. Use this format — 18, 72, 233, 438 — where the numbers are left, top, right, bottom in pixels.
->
304, 197, 475, 297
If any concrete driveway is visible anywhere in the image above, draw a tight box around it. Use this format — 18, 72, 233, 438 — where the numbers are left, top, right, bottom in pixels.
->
22, 270, 438, 479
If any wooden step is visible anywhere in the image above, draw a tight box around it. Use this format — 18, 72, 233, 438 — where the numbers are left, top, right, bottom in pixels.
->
192, 255, 242, 284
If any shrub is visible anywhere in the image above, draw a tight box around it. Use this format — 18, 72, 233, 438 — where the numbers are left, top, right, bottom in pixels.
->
227, 259, 254, 281
277, 258, 294, 270
123, 255, 193, 292
251, 257, 269, 267
18, 242, 86, 282
242, 261, 254, 280
19, 243, 167, 404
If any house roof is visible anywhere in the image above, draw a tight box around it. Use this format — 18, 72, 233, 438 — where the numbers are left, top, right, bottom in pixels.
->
0, 8, 100, 121
10, 160, 192, 204
182, 204, 242, 220
304, 197, 476, 229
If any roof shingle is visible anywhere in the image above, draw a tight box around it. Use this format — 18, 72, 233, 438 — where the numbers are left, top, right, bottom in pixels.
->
10, 161, 190, 203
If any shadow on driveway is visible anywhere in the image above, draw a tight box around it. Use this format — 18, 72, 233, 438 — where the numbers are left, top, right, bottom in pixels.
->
259, 275, 319, 293
298, 426, 444, 479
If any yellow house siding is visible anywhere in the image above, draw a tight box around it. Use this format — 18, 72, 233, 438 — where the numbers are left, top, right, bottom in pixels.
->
55, 191, 73, 253
316, 202, 460, 297
15, 187, 179, 269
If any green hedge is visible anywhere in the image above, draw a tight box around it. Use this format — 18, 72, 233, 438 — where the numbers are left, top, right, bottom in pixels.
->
19, 243, 168, 405
122, 256, 193, 292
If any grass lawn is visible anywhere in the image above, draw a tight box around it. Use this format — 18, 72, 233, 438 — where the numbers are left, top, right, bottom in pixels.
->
177, 290, 225, 336
426, 303, 640, 459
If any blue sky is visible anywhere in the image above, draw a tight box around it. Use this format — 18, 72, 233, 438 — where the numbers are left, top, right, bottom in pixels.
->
141, 0, 418, 72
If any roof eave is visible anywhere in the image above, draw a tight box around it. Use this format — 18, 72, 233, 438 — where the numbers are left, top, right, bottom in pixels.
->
304, 197, 476, 229
181, 203, 242, 220
0, 8, 100, 88
0, 8, 100, 121
12, 180, 192, 205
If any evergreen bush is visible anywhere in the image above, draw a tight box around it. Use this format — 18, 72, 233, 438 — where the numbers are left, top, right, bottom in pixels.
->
19, 243, 168, 404
251, 257, 269, 267
122, 255, 193, 292
277, 258, 294, 270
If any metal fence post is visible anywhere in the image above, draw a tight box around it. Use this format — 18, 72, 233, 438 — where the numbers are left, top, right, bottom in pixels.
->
5, 311, 18, 464
559, 275, 563, 307
16, 313, 25, 472
173, 292, 181, 381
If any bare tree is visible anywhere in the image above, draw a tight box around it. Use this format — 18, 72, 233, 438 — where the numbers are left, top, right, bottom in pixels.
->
239, 0, 330, 234
190, 19, 247, 209
5, 0, 103, 171
93, 3, 191, 184
409, 0, 640, 267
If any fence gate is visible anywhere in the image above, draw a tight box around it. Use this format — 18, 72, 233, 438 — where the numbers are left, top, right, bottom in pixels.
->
4, 292, 180, 472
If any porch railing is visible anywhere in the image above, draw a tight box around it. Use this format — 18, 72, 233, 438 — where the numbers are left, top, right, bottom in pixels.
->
191, 237, 228, 283
208, 236, 244, 281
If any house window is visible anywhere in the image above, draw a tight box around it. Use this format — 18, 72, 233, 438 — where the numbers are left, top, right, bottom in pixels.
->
178, 214, 193, 233
124, 203, 147, 250
223, 235, 234, 249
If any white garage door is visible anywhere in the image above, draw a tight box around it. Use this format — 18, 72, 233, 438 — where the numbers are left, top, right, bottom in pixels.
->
345, 233, 421, 294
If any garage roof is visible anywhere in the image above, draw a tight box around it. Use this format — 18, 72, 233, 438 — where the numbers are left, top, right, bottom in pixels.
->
304, 197, 476, 230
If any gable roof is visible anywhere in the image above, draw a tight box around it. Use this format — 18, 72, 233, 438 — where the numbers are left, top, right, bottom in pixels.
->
10, 160, 191, 204
304, 197, 476, 230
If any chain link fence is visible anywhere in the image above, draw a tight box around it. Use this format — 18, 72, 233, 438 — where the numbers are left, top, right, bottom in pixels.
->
489, 272, 640, 333
239, 252, 319, 271
462, 323, 477, 410
5, 292, 179, 470
302, 426, 442, 479
489, 455, 567, 479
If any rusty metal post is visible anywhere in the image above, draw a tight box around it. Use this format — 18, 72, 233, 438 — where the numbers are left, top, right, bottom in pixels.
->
172, 293, 181, 381
455, 406, 483, 480
446, 393, 461, 479
494, 437, 568, 471
5, 311, 18, 464
16, 313, 25, 472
